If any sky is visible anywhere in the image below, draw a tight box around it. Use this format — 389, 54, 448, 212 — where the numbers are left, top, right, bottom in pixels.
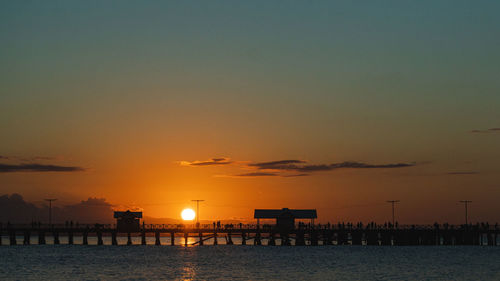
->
0, 0, 499, 224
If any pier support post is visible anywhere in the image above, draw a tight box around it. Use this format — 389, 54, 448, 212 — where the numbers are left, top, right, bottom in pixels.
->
351, 231, 362, 245
170, 231, 174, 246
97, 231, 103, 245
199, 232, 204, 246
127, 232, 132, 245
337, 231, 347, 245
296, 231, 305, 246
241, 231, 246, 245
9, 230, 16, 245
322, 230, 332, 246
281, 234, 291, 246
366, 231, 378, 245
310, 230, 318, 246
68, 231, 74, 245
268, 233, 276, 246
141, 231, 147, 245
213, 231, 218, 245
23, 230, 30, 245
184, 232, 188, 246
54, 231, 60, 245
112, 231, 118, 245
380, 230, 391, 246
254, 232, 261, 245
83, 231, 88, 245
38, 231, 46, 245
155, 231, 161, 245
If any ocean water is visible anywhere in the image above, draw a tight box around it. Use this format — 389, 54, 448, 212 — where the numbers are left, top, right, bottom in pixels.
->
1, 243, 499, 280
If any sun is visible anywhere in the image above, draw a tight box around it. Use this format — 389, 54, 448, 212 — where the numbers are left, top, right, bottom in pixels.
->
181, 208, 196, 221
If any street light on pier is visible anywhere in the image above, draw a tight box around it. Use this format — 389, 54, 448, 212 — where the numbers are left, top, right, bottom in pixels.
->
459, 200, 472, 225
191, 199, 205, 227
386, 200, 400, 226
44, 198, 57, 226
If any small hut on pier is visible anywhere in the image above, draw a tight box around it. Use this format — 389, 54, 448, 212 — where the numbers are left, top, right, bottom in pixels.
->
114, 210, 143, 232
254, 208, 317, 231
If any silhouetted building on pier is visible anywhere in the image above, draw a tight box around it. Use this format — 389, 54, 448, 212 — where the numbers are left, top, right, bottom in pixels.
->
254, 208, 317, 231
114, 210, 142, 232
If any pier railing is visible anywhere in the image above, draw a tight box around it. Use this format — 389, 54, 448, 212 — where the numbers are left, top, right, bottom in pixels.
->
0, 221, 498, 246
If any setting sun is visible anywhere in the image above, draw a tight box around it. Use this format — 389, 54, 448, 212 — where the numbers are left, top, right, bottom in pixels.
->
181, 208, 195, 221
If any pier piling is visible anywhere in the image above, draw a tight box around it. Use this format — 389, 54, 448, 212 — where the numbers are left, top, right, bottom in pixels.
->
83, 231, 88, 245
199, 232, 204, 246
53, 231, 60, 245
68, 231, 74, 245
141, 231, 146, 245
112, 231, 118, 245
241, 231, 246, 245
97, 231, 103, 245
127, 232, 132, 245
23, 230, 30, 245
9, 230, 16, 245
155, 231, 161, 245
38, 231, 46, 245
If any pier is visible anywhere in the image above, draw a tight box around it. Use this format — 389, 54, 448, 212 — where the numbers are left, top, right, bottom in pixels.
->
1, 223, 498, 246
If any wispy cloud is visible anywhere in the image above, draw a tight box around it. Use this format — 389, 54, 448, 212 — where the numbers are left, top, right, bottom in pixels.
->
447, 171, 479, 175
180, 157, 232, 166
0, 163, 84, 173
248, 160, 306, 170
250, 160, 416, 173
183, 156, 417, 178
234, 172, 278, 177
0, 155, 61, 161
471, 127, 500, 133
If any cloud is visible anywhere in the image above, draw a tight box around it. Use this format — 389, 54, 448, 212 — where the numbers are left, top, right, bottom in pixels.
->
281, 173, 310, 177
180, 157, 232, 166
249, 160, 416, 172
182, 156, 416, 178
447, 171, 479, 175
0, 163, 84, 173
248, 160, 306, 170
0, 155, 60, 161
471, 127, 500, 133
234, 172, 278, 177
0, 194, 114, 223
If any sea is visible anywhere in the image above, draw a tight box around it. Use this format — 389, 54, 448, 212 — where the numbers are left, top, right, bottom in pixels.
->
1, 236, 499, 280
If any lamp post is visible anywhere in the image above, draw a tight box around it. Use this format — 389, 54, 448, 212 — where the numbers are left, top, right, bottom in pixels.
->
459, 200, 472, 225
191, 199, 204, 227
386, 200, 400, 226
44, 198, 57, 226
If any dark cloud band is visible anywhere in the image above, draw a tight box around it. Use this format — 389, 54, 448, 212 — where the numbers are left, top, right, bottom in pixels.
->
182, 158, 232, 166
0, 163, 84, 173
250, 160, 416, 172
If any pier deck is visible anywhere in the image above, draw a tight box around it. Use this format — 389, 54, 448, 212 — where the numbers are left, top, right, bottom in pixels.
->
1, 223, 498, 246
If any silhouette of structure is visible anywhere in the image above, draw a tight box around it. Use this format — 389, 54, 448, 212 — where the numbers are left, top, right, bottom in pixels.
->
459, 200, 472, 225
114, 210, 142, 232
191, 199, 204, 226
1, 208, 499, 247
44, 198, 57, 226
386, 200, 400, 225
254, 208, 317, 230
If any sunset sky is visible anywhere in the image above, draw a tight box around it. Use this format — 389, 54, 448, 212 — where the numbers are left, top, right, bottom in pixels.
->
1, 1, 499, 224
